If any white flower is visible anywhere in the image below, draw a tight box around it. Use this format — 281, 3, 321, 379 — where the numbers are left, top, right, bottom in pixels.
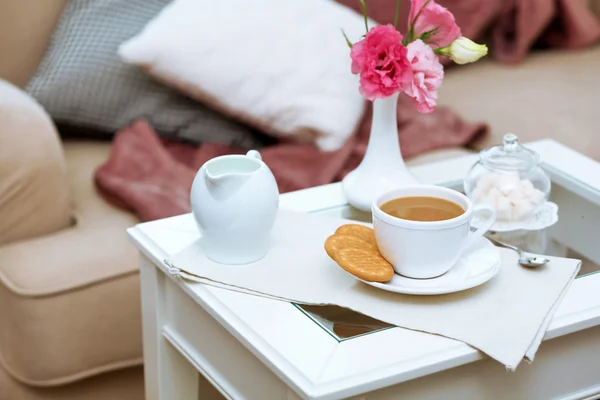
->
471, 172, 545, 221
447, 37, 488, 65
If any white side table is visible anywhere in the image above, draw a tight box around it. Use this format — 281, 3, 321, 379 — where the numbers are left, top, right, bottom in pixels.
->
128, 140, 600, 400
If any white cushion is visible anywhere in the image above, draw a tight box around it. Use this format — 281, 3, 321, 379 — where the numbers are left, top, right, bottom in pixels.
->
119, 0, 367, 151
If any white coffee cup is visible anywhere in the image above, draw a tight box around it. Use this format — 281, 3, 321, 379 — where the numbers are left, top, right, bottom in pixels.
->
372, 185, 496, 279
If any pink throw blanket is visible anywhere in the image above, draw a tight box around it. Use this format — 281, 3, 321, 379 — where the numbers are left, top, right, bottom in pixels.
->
337, 0, 600, 63
95, 0, 600, 221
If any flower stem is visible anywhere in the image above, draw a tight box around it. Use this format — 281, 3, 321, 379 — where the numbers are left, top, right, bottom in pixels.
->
359, 0, 369, 33
406, 27, 414, 43
393, 0, 402, 30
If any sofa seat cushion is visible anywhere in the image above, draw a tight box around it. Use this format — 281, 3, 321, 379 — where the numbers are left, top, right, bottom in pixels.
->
439, 45, 600, 161
0, 140, 143, 386
0, 364, 144, 400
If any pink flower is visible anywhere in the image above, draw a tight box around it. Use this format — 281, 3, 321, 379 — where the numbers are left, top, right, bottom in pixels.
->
350, 24, 412, 101
408, 0, 461, 48
403, 39, 444, 113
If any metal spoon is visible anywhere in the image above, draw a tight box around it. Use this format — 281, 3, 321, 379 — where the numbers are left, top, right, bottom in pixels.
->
486, 237, 550, 268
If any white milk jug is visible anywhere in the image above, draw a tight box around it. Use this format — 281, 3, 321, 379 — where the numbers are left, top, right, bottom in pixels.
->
190, 150, 279, 264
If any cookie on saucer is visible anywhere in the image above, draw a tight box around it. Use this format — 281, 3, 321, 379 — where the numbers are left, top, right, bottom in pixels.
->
324, 224, 393, 283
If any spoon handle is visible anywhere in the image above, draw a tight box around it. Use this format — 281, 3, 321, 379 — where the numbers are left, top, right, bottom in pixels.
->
486, 237, 520, 253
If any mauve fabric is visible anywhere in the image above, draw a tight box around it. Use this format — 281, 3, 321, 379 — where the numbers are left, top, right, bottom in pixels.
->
95, 97, 487, 222
336, 0, 600, 63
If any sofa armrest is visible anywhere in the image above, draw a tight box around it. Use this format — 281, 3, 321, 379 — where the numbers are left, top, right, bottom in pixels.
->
0, 80, 72, 244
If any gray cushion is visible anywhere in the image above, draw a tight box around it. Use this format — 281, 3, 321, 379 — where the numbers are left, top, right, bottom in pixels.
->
26, 0, 263, 148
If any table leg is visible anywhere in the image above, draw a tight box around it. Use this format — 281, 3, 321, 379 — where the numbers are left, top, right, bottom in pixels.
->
140, 256, 199, 400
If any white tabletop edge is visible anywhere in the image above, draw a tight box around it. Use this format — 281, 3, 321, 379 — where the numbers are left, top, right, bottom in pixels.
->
311, 343, 484, 400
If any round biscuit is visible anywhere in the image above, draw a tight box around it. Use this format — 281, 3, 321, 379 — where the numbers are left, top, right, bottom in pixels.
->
335, 224, 376, 245
324, 234, 376, 260
335, 247, 394, 282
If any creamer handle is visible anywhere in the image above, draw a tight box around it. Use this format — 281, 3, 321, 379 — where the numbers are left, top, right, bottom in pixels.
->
246, 150, 262, 160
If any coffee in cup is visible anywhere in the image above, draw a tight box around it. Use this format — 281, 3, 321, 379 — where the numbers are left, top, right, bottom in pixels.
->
380, 196, 465, 222
372, 185, 496, 279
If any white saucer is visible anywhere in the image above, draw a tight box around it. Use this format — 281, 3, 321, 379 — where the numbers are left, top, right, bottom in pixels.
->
471, 201, 558, 232
359, 237, 502, 295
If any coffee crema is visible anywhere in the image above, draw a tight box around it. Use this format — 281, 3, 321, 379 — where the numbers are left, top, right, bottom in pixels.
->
380, 196, 464, 222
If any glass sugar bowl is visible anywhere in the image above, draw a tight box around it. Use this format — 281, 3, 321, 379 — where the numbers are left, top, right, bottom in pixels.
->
464, 133, 553, 231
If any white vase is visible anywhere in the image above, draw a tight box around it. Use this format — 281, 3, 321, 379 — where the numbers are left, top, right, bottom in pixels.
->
342, 93, 419, 212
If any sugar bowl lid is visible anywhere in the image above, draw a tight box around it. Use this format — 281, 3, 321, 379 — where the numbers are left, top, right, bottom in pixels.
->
479, 133, 540, 172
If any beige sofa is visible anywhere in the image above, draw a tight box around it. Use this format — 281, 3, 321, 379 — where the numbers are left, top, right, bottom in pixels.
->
1, 1, 599, 399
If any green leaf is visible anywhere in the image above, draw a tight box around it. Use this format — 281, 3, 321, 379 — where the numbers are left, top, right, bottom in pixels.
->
419, 27, 439, 41
359, 0, 369, 33
393, 0, 402, 30
341, 29, 353, 48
